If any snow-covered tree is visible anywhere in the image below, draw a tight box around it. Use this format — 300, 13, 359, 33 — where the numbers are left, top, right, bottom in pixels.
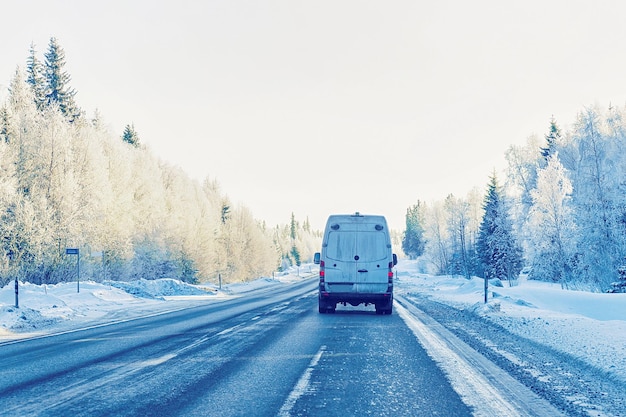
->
44, 37, 81, 121
289, 212, 301, 266
505, 134, 542, 207
529, 154, 577, 287
422, 200, 451, 274
26, 43, 47, 111
122, 123, 140, 147
402, 202, 426, 260
1, 106, 13, 144
444, 194, 474, 278
540, 116, 562, 165
567, 107, 623, 290
476, 174, 523, 284
0, 41, 295, 285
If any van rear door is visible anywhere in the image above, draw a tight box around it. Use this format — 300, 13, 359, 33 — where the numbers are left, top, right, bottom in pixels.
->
354, 225, 389, 294
324, 225, 357, 293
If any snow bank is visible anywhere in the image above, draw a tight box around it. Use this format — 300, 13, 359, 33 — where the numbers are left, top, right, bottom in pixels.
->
106, 278, 212, 299
395, 260, 626, 383
0, 266, 313, 338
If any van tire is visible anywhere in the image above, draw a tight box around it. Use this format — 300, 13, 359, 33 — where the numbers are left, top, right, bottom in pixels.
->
375, 300, 393, 315
319, 299, 335, 314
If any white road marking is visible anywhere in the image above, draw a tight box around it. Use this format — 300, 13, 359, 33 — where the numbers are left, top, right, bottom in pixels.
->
136, 353, 177, 368
277, 345, 326, 417
396, 301, 564, 417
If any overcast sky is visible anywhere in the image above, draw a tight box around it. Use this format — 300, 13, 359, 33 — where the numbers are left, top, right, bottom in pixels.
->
2, 0, 626, 231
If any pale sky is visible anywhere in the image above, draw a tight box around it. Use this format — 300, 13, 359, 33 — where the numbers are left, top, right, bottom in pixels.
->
2, 1, 626, 231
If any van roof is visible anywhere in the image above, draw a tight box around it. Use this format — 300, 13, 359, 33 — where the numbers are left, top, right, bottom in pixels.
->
326, 213, 386, 221
325, 213, 388, 228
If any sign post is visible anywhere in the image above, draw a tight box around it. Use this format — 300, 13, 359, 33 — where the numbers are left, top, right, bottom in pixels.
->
14, 277, 19, 309
484, 273, 489, 304
66, 248, 80, 293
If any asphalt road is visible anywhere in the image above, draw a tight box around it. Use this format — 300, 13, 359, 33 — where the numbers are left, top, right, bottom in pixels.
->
0, 279, 468, 416
0, 279, 572, 416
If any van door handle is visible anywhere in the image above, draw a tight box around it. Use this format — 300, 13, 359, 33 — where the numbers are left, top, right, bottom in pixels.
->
358, 269, 368, 273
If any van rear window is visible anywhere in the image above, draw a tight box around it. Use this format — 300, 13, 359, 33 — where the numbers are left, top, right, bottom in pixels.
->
326, 231, 387, 261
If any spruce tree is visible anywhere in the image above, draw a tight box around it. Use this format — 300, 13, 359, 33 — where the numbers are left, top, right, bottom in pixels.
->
540, 116, 561, 164
476, 174, 523, 284
122, 124, 140, 147
26, 43, 47, 111
402, 202, 426, 260
290, 213, 298, 240
289, 213, 301, 266
220, 201, 230, 224
44, 37, 80, 121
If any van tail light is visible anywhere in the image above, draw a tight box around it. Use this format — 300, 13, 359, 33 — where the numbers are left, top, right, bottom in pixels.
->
388, 261, 394, 283
319, 260, 325, 283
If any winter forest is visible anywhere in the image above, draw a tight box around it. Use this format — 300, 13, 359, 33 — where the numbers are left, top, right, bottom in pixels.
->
0, 38, 320, 287
402, 110, 626, 293
3, 38, 626, 294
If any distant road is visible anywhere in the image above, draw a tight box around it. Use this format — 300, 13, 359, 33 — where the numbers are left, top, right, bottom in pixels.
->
0, 278, 577, 416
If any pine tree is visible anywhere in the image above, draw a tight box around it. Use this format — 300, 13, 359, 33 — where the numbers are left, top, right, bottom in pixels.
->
476, 174, 523, 284
26, 43, 47, 110
220, 200, 231, 224
540, 116, 561, 164
290, 213, 298, 240
402, 202, 426, 260
122, 124, 140, 147
289, 213, 301, 266
44, 37, 80, 121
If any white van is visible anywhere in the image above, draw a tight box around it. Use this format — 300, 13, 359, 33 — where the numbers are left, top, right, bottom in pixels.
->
313, 213, 397, 314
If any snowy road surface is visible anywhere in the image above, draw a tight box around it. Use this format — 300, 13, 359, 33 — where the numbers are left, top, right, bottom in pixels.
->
1, 276, 623, 416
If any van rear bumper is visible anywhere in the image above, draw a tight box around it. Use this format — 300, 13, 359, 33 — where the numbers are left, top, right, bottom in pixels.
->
319, 291, 393, 306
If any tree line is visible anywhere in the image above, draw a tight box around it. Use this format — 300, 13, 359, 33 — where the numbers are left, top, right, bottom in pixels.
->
0, 38, 319, 287
402, 109, 626, 292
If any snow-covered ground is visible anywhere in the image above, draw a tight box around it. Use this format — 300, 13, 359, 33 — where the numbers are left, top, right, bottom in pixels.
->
2, 260, 625, 385
0, 267, 310, 340
396, 260, 626, 384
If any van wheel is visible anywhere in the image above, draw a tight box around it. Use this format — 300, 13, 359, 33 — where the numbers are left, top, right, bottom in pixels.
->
319, 299, 333, 314
319, 300, 336, 314
376, 303, 393, 315
318, 302, 326, 314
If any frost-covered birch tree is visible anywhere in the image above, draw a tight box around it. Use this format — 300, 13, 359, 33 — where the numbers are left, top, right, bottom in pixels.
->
529, 154, 577, 287
566, 107, 624, 290
422, 201, 451, 274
